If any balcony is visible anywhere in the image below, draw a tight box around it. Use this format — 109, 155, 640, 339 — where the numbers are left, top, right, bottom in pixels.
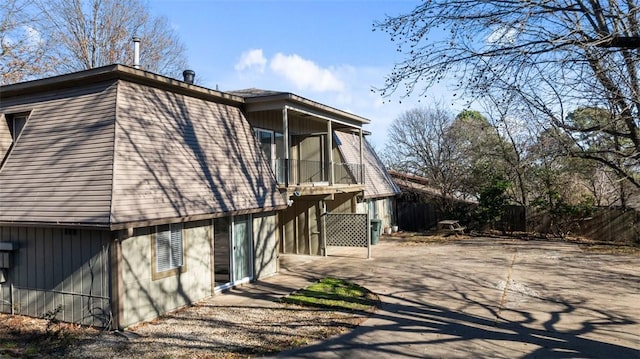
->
274, 159, 364, 187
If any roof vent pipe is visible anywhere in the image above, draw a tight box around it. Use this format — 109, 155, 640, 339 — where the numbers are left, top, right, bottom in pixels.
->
132, 37, 141, 69
183, 70, 195, 84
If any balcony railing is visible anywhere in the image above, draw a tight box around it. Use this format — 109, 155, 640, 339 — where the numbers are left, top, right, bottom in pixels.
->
274, 159, 364, 186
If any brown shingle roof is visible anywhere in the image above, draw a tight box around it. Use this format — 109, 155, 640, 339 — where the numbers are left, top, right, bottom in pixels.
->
0, 66, 286, 229
335, 131, 400, 199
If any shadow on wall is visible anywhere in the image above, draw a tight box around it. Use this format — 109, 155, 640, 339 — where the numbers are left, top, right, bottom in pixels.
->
112, 82, 283, 222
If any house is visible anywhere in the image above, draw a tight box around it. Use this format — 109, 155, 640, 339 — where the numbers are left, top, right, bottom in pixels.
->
334, 131, 400, 230
389, 170, 477, 232
0, 65, 286, 329
0, 65, 398, 329
231, 89, 399, 254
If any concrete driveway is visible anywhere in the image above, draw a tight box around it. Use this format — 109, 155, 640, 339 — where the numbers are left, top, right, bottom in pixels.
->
273, 237, 639, 358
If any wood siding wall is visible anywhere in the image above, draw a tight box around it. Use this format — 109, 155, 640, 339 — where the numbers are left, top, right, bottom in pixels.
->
0, 226, 111, 327
0, 82, 117, 224
112, 82, 285, 224
120, 220, 213, 327
0, 115, 11, 160
246, 110, 327, 135
359, 197, 395, 229
120, 213, 281, 327
327, 193, 355, 214
281, 201, 322, 255
253, 212, 278, 279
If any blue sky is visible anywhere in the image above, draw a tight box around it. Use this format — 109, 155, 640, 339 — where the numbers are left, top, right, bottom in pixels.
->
150, 0, 464, 149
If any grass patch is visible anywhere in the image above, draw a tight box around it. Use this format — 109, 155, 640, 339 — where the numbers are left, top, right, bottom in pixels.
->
280, 277, 378, 312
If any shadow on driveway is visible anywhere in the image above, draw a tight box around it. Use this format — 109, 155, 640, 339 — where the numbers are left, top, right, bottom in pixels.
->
275, 238, 640, 358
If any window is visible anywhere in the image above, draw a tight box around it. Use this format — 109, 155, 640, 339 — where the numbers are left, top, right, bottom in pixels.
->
152, 223, 186, 279
254, 128, 285, 182
1, 112, 29, 167
255, 128, 274, 163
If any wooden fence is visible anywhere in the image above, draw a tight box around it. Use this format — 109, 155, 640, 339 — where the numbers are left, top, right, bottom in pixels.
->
522, 207, 639, 245
397, 200, 639, 245
396, 202, 439, 232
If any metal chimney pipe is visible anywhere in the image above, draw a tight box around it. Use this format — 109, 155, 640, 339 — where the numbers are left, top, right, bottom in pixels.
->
183, 70, 195, 84
132, 37, 141, 69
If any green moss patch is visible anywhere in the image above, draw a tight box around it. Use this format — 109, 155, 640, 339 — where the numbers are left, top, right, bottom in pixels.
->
280, 277, 378, 312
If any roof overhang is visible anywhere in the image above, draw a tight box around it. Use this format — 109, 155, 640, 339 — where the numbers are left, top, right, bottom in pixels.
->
0, 64, 246, 107
0, 204, 289, 231
241, 92, 371, 128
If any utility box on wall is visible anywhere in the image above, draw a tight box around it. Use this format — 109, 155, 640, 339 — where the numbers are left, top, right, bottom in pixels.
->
0, 242, 15, 270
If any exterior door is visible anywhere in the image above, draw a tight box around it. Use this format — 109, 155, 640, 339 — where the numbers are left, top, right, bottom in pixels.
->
232, 215, 252, 282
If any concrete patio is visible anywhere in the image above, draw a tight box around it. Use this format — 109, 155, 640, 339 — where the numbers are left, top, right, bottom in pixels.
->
248, 237, 640, 358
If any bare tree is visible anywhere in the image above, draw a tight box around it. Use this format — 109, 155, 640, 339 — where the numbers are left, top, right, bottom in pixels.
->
477, 94, 541, 206
36, 0, 187, 77
374, 1, 640, 190
383, 106, 467, 212
0, 0, 52, 84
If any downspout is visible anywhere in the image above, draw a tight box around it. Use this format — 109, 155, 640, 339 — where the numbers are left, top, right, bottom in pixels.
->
110, 232, 125, 330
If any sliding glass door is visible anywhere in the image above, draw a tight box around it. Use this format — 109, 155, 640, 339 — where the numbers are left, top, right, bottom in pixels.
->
213, 215, 252, 288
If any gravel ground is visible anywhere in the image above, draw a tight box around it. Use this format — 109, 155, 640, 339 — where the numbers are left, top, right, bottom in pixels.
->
66, 298, 370, 358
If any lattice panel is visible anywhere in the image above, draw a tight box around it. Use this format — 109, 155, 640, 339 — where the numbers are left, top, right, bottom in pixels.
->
326, 213, 369, 247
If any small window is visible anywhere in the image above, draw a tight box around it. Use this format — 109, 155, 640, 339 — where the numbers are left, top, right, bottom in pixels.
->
152, 223, 186, 280
1, 112, 29, 167
7, 113, 28, 141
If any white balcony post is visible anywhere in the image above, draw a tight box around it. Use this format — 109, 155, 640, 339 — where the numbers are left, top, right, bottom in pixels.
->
328, 120, 333, 185
359, 129, 364, 183
283, 107, 289, 186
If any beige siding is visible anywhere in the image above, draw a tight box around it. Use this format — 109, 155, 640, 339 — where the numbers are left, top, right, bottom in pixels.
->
280, 201, 322, 255
111, 81, 286, 224
366, 197, 395, 229
253, 212, 278, 279
0, 226, 111, 327
335, 131, 400, 199
327, 193, 355, 213
245, 111, 282, 132
120, 220, 212, 327
245, 110, 327, 135
0, 82, 117, 224
0, 115, 11, 159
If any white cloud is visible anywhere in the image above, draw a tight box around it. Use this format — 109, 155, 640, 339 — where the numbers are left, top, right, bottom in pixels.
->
235, 49, 267, 73
270, 53, 345, 92
24, 26, 42, 48
487, 26, 519, 45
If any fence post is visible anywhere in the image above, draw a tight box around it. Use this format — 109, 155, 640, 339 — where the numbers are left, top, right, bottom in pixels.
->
322, 202, 328, 257
367, 212, 371, 259
10, 283, 14, 315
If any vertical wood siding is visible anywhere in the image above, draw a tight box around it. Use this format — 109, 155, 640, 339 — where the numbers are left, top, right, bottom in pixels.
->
120, 220, 212, 327
0, 226, 111, 327
0, 82, 117, 224
253, 212, 278, 279
111, 82, 286, 224
246, 110, 327, 135
280, 202, 322, 255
